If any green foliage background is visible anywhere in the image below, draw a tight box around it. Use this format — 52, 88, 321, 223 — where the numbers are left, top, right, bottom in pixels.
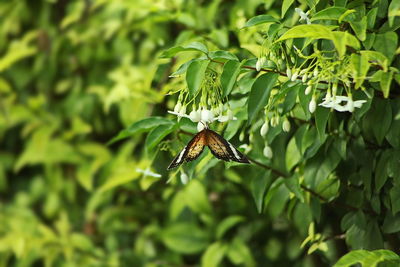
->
1, 0, 400, 266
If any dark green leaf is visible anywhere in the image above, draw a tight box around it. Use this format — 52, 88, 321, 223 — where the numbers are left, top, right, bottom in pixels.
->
390, 186, 400, 215
145, 123, 176, 152
315, 106, 330, 140
281, 0, 295, 18
186, 59, 210, 98
221, 60, 241, 98
311, 7, 349, 21
251, 170, 272, 213
108, 117, 174, 145
373, 32, 398, 61
247, 73, 279, 123
380, 71, 393, 98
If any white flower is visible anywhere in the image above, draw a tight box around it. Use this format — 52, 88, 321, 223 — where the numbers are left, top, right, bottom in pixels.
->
260, 121, 269, 136
256, 56, 266, 71
173, 102, 182, 113
189, 109, 201, 122
295, 8, 311, 24
263, 145, 273, 159
282, 119, 291, 132
201, 109, 215, 123
217, 109, 237, 122
180, 171, 189, 184
168, 105, 189, 121
136, 168, 161, 178
309, 97, 316, 113
319, 94, 367, 112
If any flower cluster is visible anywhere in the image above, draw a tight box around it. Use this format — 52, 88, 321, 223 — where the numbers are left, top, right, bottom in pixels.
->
168, 103, 237, 131
319, 94, 367, 112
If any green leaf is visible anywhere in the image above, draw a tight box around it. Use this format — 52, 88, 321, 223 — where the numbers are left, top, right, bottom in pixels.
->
251, 170, 272, 213
390, 186, 400, 215
316, 178, 340, 201
334, 250, 400, 267
311, 7, 349, 21
281, 0, 295, 18
209, 51, 238, 61
388, 0, 400, 27
186, 59, 210, 98
350, 54, 370, 89
184, 179, 212, 215
370, 99, 392, 144
161, 223, 209, 254
108, 117, 174, 145
286, 137, 301, 171
366, 8, 378, 29
221, 60, 241, 98
382, 213, 400, 233
201, 242, 227, 267
315, 106, 330, 139
160, 42, 209, 58
216, 216, 245, 239
349, 16, 367, 41
276, 24, 360, 57
242, 15, 279, 28
169, 59, 195, 77
227, 237, 255, 266
145, 123, 176, 152
284, 174, 304, 202
247, 73, 279, 123
360, 50, 388, 71
373, 32, 398, 61
380, 71, 393, 98
375, 150, 392, 192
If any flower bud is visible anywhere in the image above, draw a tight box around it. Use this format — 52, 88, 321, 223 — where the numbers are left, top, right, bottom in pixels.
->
180, 171, 189, 185
263, 145, 273, 159
260, 121, 269, 136
313, 68, 319, 77
305, 85, 312, 95
189, 110, 201, 122
174, 102, 182, 113
302, 73, 308, 83
286, 68, 292, 79
256, 56, 266, 71
283, 119, 291, 132
179, 105, 186, 116
309, 97, 316, 113
291, 70, 299, 81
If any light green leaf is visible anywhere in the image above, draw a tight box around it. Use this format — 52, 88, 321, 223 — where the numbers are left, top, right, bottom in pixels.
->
247, 73, 279, 123
388, 0, 400, 27
227, 237, 255, 266
380, 71, 393, 98
201, 242, 227, 267
108, 117, 174, 145
161, 223, 209, 254
216, 216, 245, 239
209, 51, 238, 61
186, 59, 210, 98
221, 60, 241, 98
334, 249, 400, 267
251, 170, 272, 213
349, 16, 367, 41
284, 174, 304, 202
286, 137, 301, 170
242, 15, 279, 28
281, 0, 295, 18
184, 179, 212, 215
350, 54, 370, 89
276, 25, 360, 57
160, 42, 209, 58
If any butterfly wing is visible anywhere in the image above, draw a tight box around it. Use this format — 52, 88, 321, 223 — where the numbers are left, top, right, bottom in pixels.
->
206, 129, 250, 163
167, 131, 206, 170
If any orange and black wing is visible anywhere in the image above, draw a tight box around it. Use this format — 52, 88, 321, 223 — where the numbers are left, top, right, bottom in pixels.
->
206, 129, 250, 164
167, 131, 206, 170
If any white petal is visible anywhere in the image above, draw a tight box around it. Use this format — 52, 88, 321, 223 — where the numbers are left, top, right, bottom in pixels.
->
189, 110, 201, 122
197, 122, 205, 132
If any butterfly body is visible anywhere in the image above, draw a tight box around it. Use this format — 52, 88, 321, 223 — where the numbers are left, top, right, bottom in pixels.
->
167, 128, 250, 170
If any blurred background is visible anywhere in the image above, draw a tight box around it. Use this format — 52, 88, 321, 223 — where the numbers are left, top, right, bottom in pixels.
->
0, 0, 355, 266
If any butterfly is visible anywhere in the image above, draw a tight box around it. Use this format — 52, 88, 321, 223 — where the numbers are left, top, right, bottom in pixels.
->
167, 127, 250, 170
